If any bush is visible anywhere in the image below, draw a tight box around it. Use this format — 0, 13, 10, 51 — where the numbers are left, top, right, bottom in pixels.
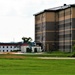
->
11, 50, 21, 52
72, 44, 75, 52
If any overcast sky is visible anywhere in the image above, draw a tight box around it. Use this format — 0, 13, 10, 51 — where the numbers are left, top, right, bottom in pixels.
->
0, 0, 75, 42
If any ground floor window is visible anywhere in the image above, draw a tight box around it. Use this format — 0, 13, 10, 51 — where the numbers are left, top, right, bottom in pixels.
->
26, 48, 32, 52
3, 50, 4, 52
34, 48, 37, 52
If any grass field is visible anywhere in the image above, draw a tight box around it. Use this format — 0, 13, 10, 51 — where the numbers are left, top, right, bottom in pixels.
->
0, 54, 75, 75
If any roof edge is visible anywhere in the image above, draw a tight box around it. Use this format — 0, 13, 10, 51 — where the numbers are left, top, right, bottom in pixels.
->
34, 10, 55, 16
34, 4, 75, 16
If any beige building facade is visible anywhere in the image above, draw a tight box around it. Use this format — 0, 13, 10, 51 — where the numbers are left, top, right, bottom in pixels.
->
35, 4, 75, 52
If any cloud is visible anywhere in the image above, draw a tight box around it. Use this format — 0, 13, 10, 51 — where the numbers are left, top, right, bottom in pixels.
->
0, 16, 34, 42
0, 0, 74, 17
0, 0, 75, 42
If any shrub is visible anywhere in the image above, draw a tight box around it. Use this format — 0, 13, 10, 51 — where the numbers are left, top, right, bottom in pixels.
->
11, 50, 21, 52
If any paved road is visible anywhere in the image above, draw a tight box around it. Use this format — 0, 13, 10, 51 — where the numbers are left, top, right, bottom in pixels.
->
38, 57, 75, 59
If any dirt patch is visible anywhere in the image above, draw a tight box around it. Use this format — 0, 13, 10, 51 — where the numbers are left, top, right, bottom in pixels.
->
0, 54, 26, 59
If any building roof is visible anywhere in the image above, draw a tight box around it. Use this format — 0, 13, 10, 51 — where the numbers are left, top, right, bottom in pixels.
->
21, 43, 28, 46
34, 4, 75, 16
0, 42, 22, 46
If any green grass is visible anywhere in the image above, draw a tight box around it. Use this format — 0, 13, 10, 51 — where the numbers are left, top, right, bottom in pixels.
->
0, 54, 75, 75
20, 52, 73, 57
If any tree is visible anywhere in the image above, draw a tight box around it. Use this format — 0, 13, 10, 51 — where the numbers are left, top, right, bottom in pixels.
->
22, 37, 32, 43
22, 37, 33, 51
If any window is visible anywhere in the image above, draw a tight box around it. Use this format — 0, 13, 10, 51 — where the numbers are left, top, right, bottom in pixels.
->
59, 21, 64, 25
11, 50, 12, 52
59, 11, 64, 18
65, 11, 71, 16
65, 42, 71, 45
7, 46, 8, 48
3, 50, 4, 52
36, 36, 40, 39
3, 46, 4, 48
65, 19, 71, 23
65, 34, 71, 37
65, 23, 71, 29
65, 37, 71, 40
14, 46, 16, 48
35, 26, 40, 31
36, 16, 40, 21
65, 45, 71, 50
65, 30, 71, 34
59, 32, 64, 35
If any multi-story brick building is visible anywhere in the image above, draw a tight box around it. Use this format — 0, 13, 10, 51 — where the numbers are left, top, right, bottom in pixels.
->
34, 4, 75, 52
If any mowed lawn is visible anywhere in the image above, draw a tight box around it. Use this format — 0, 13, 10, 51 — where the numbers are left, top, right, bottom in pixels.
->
0, 55, 75, 75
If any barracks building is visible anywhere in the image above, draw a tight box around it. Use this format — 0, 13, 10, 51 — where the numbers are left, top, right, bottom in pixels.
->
34, 4, 75, 52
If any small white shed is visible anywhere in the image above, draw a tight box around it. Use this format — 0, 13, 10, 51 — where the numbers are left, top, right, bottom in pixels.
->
21, 43, 42, 53
32, 46, 42, 53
